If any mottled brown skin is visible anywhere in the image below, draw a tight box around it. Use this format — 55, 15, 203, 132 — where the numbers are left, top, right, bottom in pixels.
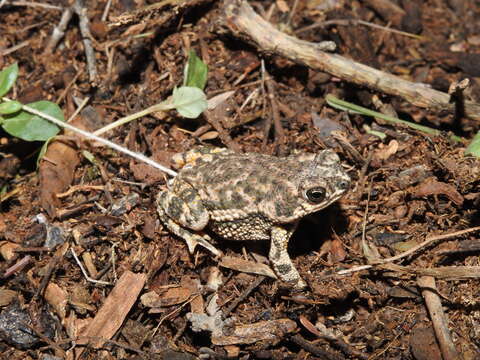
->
157, 146, 350, 289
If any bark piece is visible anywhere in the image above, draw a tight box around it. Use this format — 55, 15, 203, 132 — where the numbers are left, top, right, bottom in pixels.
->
413, 177, 464, 206
219, 255, 277, 279
75, 271, 146, 359
211, 319, 297, 346
39, 141, 80, 218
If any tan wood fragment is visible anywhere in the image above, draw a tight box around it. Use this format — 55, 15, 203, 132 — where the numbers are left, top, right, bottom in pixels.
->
219, 255, 277, 279
212, 319, 297, 345
74, 271, 146, 359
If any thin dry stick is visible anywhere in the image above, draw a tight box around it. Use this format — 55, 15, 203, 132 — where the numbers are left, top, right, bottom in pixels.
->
300, 315, 368, 360
2, 255, 32, 278
34, 255, 60, 299
260, 60, 271, 150
290, 334, 343, 360
360, 179, 376, 261
222, 0, 480, 121
101, 0, 112, 21
73, 0, 97, 82
223, 275, 265, 318
24, 322, 67, 357
285, 0, 299, 29
38, 336, 148, 358
337, 226, 480, 275
381, 263, 480, 279
57, 69, 83, 105
150, 294, 201, 337
383, 226, 480, 263
0, 40, 30, 56
66, 95, 89, 122
45, 6, 73, 54
417, 276, 459, 360
9, 1, 62, 10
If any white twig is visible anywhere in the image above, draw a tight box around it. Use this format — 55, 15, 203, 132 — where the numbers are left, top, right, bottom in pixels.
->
2, 97, 178, 177
70, 248, 111, 285
101, 0, 112, 21
66, 96, 89, 122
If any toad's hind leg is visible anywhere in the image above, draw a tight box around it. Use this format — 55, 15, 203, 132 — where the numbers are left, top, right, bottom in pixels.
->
269, 225, 307, 290
156, 205, 221, 256
156, 180, 220, 256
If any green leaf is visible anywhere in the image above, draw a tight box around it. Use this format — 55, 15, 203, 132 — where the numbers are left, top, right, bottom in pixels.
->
465, 131, 480, 157
183, 50, 208, 90
172, 86, 207, 118
0, 100, 22, 115
0, 63, 19, 97
37, 137, 54, 166
2, 100, 64, 141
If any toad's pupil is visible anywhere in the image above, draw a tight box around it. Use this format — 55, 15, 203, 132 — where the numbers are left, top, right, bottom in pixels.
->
306, 187, 326, 203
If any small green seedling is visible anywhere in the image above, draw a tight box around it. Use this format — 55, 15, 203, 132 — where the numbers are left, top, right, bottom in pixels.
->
326, 94, 480, 157
325, 94, 464, 144
183, 49, 208, 90
93, 50, 209, 136
0, 63, 65, 142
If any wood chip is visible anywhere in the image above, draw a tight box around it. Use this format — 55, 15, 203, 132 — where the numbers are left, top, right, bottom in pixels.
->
75, 271, 146, 359
219, 256, 277, 279
0, 289, 18, 307
44, 282, 68, 320
413, 177, 464, 206
212, 319, 296, 345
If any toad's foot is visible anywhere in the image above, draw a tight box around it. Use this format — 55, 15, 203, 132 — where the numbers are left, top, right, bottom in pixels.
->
157, 205, 222, 257
269, 225, 307, 290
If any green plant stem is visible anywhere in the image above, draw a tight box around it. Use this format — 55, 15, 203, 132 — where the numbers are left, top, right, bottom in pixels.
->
2, 97, 177, 177
93, 101, 174, 136
326, 95, 464, 143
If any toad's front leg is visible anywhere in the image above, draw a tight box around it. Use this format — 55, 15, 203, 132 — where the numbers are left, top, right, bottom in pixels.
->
269, 225, 307, 290
156, 180, 221, 256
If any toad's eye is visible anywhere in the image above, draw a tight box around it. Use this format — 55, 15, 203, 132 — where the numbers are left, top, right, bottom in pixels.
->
306, 187, 326, 203
338, 179, 350, 190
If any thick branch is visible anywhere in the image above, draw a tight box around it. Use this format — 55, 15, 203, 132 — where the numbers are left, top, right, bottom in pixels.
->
222, 0, 480, 121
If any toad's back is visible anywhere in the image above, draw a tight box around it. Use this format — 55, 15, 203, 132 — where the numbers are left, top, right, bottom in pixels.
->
176, 150, 313, 222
